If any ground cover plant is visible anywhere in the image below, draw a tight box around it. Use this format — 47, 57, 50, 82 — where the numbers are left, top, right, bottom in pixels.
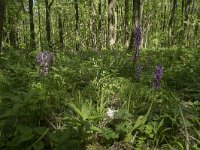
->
0, 47, 200, 150
0, 0, 200, 150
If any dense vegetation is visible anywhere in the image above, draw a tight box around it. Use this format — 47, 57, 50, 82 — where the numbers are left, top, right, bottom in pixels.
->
0, 0, 200, 150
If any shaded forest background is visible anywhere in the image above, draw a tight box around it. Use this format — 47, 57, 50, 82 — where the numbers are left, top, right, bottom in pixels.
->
0, 0, 199, 51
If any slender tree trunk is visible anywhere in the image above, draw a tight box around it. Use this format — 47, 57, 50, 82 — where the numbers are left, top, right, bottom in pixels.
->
187, 0, 194, 47
103, 0, 107, 48
163, 2, 166, 32
194, 3, 199, 47
143, 1, 150, 48
182, 0, 185, 26
58, 13, 64, 50
22, 20, 28, 49
0, 0, 5, 51
120, 6, 124, 39
98, 0, 102, 31
114, 2, 118, 44
140, 1, 144, 47
2, 6, 7, 44
128, 0, 141, 50
160, 1, 167, 46
37, 1, 42, 50
3, 12, 8, 44
108, 0, 116, 48
74, 0, 79, 51
180, 0, 185, 44
90, 1, 97, 51
168, 0, 177, 47
183, 0, 191, 46
8, 15, 17, 49
45, 0, 50, 47
124, 0, 129, 47
29, 0, 36, 49
45, 0, 54, 50
98, 0, 102, 51
10, 30, 17, 48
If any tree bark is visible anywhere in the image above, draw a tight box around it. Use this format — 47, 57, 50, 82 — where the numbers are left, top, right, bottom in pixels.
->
74, 0, 79, 51
58, 13, 64, 50
8, 16, 17, 49
168, 0, 177, 47
124, 0, 129, 47
37, 1, 42, 50
98, 0, 102, 32
184, 0, 192, 46
143, 1, 150, 48
90, 1, 97, 51
194, 2, 199, 47
108, 0, 116, 48
102, 0, 107, 48
29, 0, 36, 49
0, 0, 5, 51
45, 0, 54, 50
128, 0, 141, 50
98, 0, 102, 51
162, 2, 167, 32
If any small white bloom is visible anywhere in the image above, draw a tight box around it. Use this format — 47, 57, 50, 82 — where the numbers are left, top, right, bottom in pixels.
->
106, 108, 118, 119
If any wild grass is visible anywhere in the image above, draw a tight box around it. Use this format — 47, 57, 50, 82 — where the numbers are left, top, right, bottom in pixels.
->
0, 47, 199, 150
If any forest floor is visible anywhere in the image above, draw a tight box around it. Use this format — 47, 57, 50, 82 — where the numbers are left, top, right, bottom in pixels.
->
0, 47, 200, 150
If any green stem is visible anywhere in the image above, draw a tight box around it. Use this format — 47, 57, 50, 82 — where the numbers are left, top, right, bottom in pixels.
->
179, 105, 190, 150
27, 128, 49, 150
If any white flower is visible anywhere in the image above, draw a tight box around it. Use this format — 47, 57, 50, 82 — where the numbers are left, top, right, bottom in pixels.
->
106, 108, 118, 119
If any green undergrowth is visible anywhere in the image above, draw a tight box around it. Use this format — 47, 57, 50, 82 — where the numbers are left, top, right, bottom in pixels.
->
0, 47, 200, 150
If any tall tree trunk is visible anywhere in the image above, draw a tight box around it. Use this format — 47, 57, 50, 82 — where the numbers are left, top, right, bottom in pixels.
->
45, 0, 54, 50
182, 0, 185, 24
120, 6, 124, 44
168, 0, 177, 47
3, 13, 8, 44
10, 30, 17, 49
98, 0, 102, 32
74, 0, 79, 51
37, 1, 42, 50
160, 1, 167, 46
58, 13, 64, 50
0, 0, 5, 51
143, 1, 150, 48
108, 0, 116, 48
114, 2, 118, 44
103, 0, 107, 48
162, 2, 167, 32
98, 0, 102, 51
140, 1, 144, 47
45, 0, 50, 47
29, 0, 36, 49
90, 1, 97, 51
8, 15, 17, 49
124, 0, 129, 47
194, 3, 199, 47
22, 20, 28, 49
183, 0, 192, 46
128, 0, 141, 50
